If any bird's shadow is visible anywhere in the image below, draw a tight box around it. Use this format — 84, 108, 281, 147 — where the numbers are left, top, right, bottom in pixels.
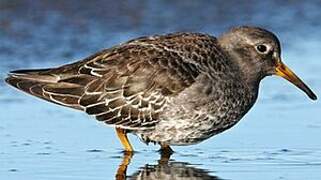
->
115, 151, 222, 180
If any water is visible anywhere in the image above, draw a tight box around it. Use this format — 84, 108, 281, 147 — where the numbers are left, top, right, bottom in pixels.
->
1, 1, 321, 179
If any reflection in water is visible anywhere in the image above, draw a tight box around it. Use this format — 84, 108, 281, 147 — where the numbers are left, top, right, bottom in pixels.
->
116, 152, 221, 180
115, 152, 133, 180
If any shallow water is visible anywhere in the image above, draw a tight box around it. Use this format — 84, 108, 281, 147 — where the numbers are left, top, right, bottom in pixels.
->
1, 1, 321, 179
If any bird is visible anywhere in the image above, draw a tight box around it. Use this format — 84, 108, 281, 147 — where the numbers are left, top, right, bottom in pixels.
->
5, 26, 317, 153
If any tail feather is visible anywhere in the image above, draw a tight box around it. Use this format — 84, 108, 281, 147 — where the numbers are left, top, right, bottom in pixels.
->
5, 68, 84, 110
7, 68, 58, 83
6, 76, 47, 98
9, 68, 52, 75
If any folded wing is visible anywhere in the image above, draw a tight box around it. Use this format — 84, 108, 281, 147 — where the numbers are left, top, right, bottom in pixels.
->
6, 38, 202, 130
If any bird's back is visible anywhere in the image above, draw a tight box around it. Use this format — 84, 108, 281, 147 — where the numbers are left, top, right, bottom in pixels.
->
6, 32, 234, 129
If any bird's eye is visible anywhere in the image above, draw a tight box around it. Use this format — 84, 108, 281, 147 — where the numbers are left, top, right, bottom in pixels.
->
256, 44, 268, 54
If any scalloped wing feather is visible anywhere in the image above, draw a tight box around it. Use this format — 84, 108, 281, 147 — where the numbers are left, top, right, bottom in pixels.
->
5, 33, 216, 130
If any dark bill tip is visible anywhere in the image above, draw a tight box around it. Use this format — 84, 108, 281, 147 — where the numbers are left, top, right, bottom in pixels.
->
275, 61, 317, 101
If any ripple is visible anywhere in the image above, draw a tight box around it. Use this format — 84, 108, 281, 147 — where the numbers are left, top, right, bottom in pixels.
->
35, 152, 51, 155
8, 168, 18, 172
22, 143, 31, 146
86, 149, 104, 153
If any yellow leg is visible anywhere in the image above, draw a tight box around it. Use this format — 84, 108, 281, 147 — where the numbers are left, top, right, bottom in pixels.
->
116, 128, 133, 152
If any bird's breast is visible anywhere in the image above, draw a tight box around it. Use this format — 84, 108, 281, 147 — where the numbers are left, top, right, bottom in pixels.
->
137, 74, 257, 145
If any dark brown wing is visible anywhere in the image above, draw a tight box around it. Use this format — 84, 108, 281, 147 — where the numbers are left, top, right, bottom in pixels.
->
5, 70, 93, 110
6, 33, 217, 130
75, 42, 200, 129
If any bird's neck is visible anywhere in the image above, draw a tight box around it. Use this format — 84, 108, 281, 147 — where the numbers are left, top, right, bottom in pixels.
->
235, 59, 263, 91
217, 43, 263, 94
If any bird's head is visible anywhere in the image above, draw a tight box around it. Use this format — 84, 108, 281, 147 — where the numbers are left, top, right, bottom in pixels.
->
218, 26, 317, 100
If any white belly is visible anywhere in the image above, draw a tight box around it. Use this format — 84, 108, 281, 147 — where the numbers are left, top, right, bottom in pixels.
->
137, 113, 233, 145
